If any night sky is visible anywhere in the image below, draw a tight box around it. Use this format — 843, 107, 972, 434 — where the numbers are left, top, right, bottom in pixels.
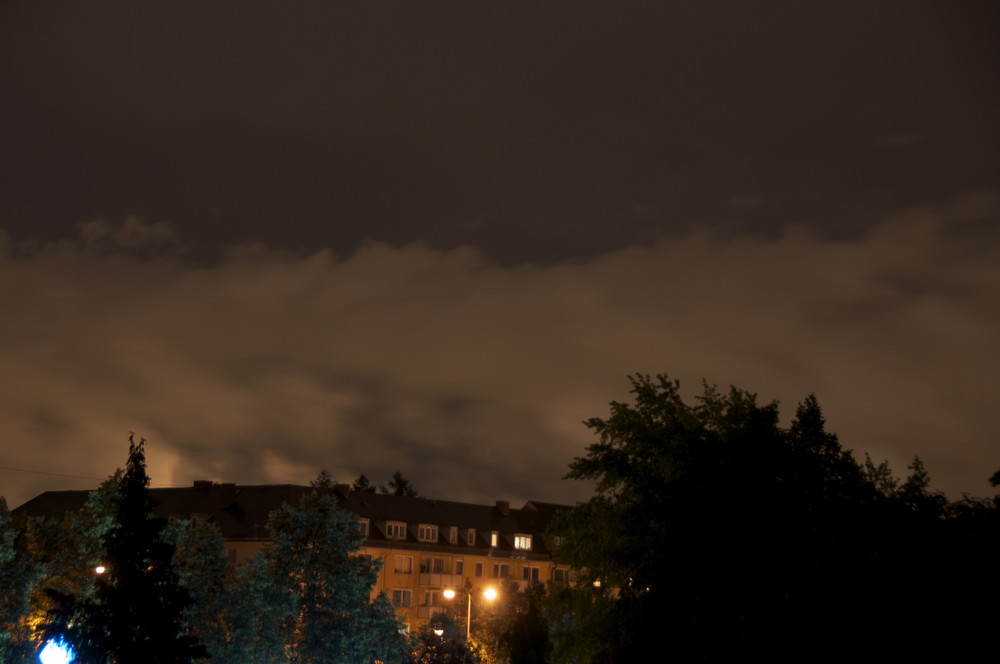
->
3, 1, 999, 509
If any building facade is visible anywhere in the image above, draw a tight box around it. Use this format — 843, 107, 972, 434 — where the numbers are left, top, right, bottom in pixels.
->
14, 481, 571, 631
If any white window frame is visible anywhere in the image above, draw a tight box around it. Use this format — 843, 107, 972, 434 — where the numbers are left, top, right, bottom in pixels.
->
392, 589, 412, 608
448, 526, 458, 544
394, 556, 413, 574
359, 518, 370, 537
386, 521, 407, 540
466, 529, 476, 546
417, 524, 438, 542
514, 534, 532, 550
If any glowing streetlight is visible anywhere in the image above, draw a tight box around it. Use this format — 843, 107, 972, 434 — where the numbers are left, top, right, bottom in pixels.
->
94, 565, 106, 575
444, 586, 497, 639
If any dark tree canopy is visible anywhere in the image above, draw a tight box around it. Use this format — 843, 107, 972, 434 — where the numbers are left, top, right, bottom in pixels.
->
46, 435, 203, 664
381, 471, 419, 498
549, 375, 1000, 664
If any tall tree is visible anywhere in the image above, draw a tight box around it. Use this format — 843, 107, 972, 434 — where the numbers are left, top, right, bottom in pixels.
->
548, 374, 998, 663
46, 435, 203, 664
265, 490, 408, 664
351, 473, 377, 494
0, 497, 45, 663
381, 471, 419, 497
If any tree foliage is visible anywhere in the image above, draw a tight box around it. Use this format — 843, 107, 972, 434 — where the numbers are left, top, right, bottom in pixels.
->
549, 374, 1000, 663
266, 490, 409, 664
45, 435, 203, 664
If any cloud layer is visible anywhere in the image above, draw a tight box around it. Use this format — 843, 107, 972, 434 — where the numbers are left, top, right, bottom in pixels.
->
3, 194, 999, 508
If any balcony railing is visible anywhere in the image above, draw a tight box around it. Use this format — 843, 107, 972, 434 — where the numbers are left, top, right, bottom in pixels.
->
418, 572, 463, 587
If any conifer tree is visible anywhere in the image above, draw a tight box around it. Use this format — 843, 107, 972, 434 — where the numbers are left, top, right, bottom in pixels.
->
47, 435, 203, 664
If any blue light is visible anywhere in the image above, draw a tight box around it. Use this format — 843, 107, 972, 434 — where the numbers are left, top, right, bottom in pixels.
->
39, 638, 74, 664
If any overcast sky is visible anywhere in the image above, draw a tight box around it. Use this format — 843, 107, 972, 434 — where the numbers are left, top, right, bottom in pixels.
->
2, 0, 998, 509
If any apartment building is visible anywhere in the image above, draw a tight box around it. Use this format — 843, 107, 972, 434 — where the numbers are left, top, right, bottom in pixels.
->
14, 481, 571, 630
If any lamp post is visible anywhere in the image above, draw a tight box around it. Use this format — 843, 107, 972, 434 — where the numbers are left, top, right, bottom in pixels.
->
444, 586, 497, 639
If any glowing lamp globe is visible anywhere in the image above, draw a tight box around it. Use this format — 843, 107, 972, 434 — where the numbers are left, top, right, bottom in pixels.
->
483, 587, 497, 601
39, 638, 74, 664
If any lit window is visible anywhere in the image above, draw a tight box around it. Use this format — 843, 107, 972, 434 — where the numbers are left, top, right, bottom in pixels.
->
514, 534, 532, 550
392, 589, 412, 608
386, 522, 407, 540
490, 531, 498, 548
359, 519, 370, 537
448, 526, 458, 544
522, 566, 540, 582
466, 529, 476, 546
394, 556, 412, 574
417, 524, 438, 542
493, 563, 509, 579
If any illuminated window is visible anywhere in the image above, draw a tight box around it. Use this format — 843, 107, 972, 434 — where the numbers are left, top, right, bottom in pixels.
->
448, 526, 458, 544
392, 589, 412, 608
514, 534, 532, 550
394, 556, 413, 574
417, 524, 438, 542
386, 522, 406, 540
522, 566, 540, 582
466, 529, 476, 546
490, 531, 498, 547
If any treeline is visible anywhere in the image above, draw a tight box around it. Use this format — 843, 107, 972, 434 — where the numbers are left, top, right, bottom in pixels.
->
545, 375, 1000, 663
0, 437, 409, 664
3, 375, 999, 664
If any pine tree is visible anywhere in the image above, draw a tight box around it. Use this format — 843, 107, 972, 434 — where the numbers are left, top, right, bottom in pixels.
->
47, 435, 203, 664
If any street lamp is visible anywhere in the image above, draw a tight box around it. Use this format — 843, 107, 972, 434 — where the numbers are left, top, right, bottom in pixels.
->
443, 586, 497, 639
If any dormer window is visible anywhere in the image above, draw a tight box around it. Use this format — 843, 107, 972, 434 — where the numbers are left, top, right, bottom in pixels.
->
386, 521, 407, 540
359, 518, 370, 537
466, 529, 476, 546
490, 531, 499, 548
514, 534, 532, 550
448, 526, 458, 544
417, 524, 438, 542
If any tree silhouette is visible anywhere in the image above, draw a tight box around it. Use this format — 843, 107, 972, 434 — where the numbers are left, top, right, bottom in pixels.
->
46, 435, 203, 664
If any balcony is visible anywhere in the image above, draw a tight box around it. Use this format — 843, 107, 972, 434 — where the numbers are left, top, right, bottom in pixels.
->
418, 572, 463, 587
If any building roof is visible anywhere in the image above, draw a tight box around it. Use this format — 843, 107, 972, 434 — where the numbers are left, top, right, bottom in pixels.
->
13, 482, 568, 553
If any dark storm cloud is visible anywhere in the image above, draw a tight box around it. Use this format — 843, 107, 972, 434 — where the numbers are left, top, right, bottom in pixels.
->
2, 1, 997, 261
2, 195, 999, 508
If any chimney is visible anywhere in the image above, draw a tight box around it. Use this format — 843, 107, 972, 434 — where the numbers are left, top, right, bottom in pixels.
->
495, 500, 510, 516
193, 480, 212, 490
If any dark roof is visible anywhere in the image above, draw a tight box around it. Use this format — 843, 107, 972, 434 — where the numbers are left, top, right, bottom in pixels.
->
13, 482, 568, 552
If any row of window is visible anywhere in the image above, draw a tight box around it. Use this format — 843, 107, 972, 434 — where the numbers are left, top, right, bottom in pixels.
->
390, 569, 571, 610
392, 556, 551, 582
361, 519, 533, 550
